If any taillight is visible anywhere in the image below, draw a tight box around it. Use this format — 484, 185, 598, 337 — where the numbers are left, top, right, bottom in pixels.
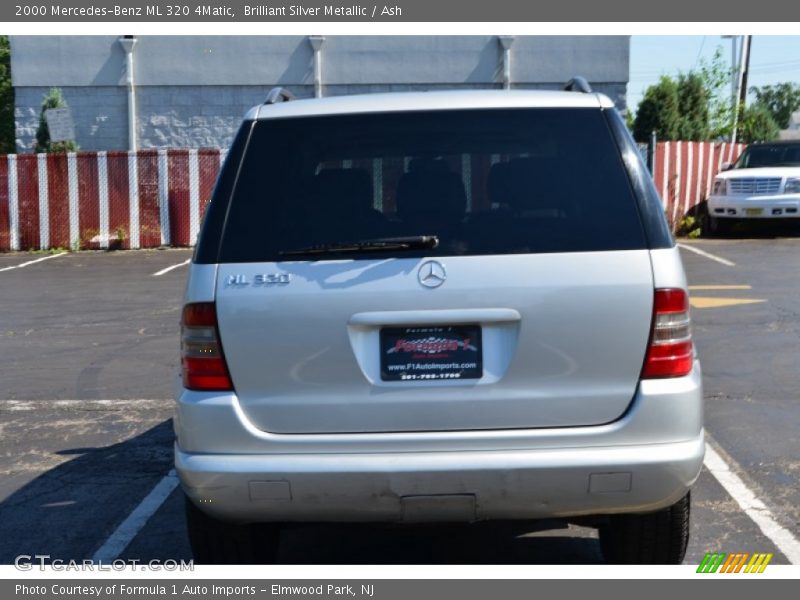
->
181, 302, 233, 391
641, 288, 694, 379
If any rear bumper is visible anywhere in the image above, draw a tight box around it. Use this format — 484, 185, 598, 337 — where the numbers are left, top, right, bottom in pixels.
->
177, 434, 704, 523
708, 194, 800, 219
175, 362, 705, 523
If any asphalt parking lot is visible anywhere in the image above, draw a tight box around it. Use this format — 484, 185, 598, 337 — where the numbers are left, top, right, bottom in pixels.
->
1, 237, 799, 565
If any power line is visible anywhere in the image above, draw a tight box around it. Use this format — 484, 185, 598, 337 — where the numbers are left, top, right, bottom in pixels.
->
693, 36, 707, 70
750, 59, 800, 68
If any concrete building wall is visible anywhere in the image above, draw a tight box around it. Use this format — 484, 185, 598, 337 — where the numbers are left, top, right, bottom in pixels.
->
135, 86, 272, 148
15, 87, 129, 151
11, 35, 630, 152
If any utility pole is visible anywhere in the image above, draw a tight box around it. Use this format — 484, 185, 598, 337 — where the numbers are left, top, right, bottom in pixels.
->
722, 35, 739, 118
722, 35, 741, 142
738, 36, 752, 108
732, 35, 752, 143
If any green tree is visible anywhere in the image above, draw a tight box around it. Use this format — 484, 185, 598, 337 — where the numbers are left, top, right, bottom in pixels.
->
35, 87, 79, 153
737, 104, 780, 143
631, 47, 747, 142
624, 109, 635, 132
750, 82, 800, 129
676, 72, 710, 140
697, 47, 735, 140
632, 76, 681, 142
0, 36, 15, 154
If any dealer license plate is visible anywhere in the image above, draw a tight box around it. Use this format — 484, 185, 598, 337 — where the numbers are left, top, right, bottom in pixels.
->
379, 325, 483, 381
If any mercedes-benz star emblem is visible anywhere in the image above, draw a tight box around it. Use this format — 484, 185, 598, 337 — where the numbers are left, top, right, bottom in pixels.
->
417, 260, 447, 289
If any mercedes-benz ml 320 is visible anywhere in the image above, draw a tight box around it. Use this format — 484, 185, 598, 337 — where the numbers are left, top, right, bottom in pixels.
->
175, 83, 704, 564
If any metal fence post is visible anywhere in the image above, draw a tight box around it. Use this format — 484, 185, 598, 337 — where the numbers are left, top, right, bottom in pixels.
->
649, 130, 657, 175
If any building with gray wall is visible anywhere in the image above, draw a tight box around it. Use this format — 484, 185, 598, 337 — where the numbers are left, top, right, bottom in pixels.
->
10, 35, 630, 152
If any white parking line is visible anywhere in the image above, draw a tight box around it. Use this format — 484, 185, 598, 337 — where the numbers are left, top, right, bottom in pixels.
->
0, 252, 68, 273
0, 399, 171, 411
152, 259, 191, 277
91, 469, 180, 563
704, 436, 800, 564
677, 243, 736, 267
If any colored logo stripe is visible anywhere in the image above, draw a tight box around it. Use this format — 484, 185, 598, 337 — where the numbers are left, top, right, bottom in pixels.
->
721, 553, 749, 573
697, 552, 772, 573
697, 553, 726, 573
745, 553, 773, 573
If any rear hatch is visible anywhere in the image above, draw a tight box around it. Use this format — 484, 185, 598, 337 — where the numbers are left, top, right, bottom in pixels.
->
212, 107, 655, 434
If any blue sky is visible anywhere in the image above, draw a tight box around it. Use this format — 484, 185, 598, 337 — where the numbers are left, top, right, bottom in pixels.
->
629, 36, 800, 113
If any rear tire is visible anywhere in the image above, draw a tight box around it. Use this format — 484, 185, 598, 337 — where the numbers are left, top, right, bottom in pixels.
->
185, 496, 280, 564
599, 493, 690, 564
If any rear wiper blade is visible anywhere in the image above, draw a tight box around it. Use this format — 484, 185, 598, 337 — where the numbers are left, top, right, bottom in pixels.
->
278, 235, 439, 257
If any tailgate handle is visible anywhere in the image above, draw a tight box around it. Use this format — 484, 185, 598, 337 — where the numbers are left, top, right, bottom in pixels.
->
348, 308, 521, 326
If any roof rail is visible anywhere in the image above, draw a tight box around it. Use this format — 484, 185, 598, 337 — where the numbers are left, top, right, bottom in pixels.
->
264, 87, 295, 105
563, 77, 592, 94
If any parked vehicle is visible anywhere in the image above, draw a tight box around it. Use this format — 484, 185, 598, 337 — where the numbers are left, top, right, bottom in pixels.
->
176, 81, 704, 564
708, 141, 800, 234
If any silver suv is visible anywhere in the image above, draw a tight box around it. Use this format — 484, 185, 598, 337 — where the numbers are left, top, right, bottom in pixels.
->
176, 82, 704, 564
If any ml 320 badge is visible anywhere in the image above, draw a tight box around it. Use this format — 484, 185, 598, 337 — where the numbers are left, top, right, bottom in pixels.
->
226, 274, 292, 286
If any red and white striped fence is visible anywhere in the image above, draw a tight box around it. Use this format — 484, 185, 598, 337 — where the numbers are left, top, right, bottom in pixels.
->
0, 149, 225, 251
0, 142, 745, 251
654, 141, 745, 229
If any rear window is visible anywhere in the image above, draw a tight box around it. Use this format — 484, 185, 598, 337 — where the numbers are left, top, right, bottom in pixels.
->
219, 108, 646, 262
